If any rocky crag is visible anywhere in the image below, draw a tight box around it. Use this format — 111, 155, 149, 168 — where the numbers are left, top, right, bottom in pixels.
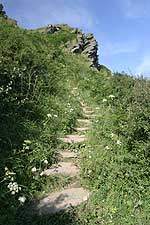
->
71, 31, 99, 68
43, 24, 99, 69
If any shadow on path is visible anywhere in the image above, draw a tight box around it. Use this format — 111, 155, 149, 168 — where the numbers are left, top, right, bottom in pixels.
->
16, 206, 83, 225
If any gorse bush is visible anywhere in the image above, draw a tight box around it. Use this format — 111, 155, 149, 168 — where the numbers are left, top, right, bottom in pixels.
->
0, 18, 81, 222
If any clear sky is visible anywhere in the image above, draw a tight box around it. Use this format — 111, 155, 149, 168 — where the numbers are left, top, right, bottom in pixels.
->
2, 0, 150, 77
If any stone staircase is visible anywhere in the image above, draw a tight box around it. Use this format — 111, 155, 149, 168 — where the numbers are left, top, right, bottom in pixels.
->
33, 103, 95, 215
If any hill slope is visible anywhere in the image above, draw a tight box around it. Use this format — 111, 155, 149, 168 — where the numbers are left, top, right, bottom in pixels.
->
0, 11, 150, 225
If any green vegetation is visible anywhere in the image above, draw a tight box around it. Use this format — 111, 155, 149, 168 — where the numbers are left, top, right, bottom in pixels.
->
78, 73, 150, 225
0, 16, 150, 225
0, 18, 81, 224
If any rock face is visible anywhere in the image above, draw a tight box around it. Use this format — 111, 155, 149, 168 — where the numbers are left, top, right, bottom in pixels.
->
71, 33, 84, 54
82, 33, 99, 68
70, 32, 99, 68
44, 24, 99, 69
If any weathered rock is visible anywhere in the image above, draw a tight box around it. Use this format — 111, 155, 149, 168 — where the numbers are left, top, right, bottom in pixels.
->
38, 23, 100, 69
59, 151, 77, 159
70, 31, 99, 68
43, 162, 79, 177
71, 33, 84, 53
71, 46, 82, 53
74, 127, 89, 132
36, 187, 90, 214
46, 24, 60, 34
82, 33, 99, 68
59, 134, 87, 143
86, 33, 94, 40
77, 119, 92, 129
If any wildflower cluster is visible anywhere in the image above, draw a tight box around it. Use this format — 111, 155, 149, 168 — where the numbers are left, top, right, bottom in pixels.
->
102, 95, 115, 103
4, 167, 25, 203
31, 158, 49, 176
18, 196, 26, 203
67, 102, 74, 113
110, 132, 122, 146
7, 182, 21, 195
47, 113, 58, 118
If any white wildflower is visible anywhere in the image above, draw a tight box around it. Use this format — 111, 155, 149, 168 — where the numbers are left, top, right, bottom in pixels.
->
40, 171, 44, 176
7, 181, 20, 194
89, 155, 92, 159
18, 196, 26, 203
111, 133, 114, 138
105, 146, 110, 150
117, 140, 121, 145
25, 146, 30, 150
47, 113, 52, 118
54, 114, 58, 118
24, 140, 31, 144
5, 170, 16, 176
43, 159, 48, 165
102, 98, 107, 102
31, 167, 37, 173
109, 95, 115, 98
5, 167, 8, 171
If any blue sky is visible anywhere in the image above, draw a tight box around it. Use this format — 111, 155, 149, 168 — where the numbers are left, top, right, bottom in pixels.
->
2, 0, 150, 77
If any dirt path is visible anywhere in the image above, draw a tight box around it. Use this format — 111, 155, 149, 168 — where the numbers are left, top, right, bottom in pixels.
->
34, 103, 95, 214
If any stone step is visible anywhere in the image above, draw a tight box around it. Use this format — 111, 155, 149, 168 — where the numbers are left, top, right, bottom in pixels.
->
43, 162, 79, 177
82, 108, 94, 114
36, 187, 90, 214
74, 127, 89, 132
59, 134, 87, 143
59, 151, 77, 159
77, 119, 92, 126
80, 101, 86, 107
83, 114, 97, 119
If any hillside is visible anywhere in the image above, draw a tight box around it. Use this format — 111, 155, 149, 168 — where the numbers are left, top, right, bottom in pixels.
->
0, 6, 150, 225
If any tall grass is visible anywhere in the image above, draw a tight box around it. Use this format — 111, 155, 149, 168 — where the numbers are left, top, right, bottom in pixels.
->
0, 18, 80, 223
78, 73, 150, 225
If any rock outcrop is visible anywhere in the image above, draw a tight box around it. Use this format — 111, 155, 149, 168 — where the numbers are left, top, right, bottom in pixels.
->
46, 24, 60, 34
44, 24, 99, 69
82, 33, 99, 68
70, 32, 99, 68
71, 33, 84, 54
